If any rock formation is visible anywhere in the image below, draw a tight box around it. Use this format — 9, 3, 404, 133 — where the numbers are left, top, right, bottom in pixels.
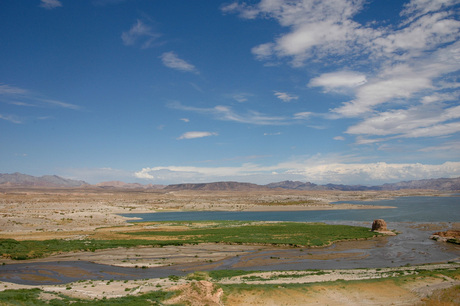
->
431, 230, 460, 244
166, 281, 223, 305
371, 219, 388, 232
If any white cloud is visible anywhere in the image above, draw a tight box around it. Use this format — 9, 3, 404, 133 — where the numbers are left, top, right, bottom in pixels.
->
0, 114, 22, 124
39, 98, 80, 110
231, 93, 253, 102
401, 0, 460, 23
346, 102, 460, 138
274, 91, 298, 102
177, 131, 218, 140
160, 51, 198, 73
419, 140, 460, 152
308, 71, 367, 92
333, 136, 345, 141
0, 83, 80, 113
225, 0, 460, 147
0, 84, 28, 95
293, 112, 312, 119
169, 101, 288, 125
224, 0, 375, 66
180, 118, 190, 122
134, 159, 460, 185
332, 39, 460, 117
373, 12, 460, 60
39, 0, 62, 9
264, 132, 282, 136
121, 20, 160, 49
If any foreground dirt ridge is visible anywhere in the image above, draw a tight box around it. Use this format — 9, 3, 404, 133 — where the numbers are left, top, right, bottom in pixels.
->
0, 263, 458, 305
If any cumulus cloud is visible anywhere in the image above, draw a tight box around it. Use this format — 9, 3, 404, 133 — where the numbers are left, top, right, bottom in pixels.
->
177, 131, 218, 140
274, 91, 298, 102
223, 0, 374, 65
39, 0, 62, 9
225, 0, 460, 144
134, 159, 460, 185
121, 20, 160, 49
160, 51, 198, 73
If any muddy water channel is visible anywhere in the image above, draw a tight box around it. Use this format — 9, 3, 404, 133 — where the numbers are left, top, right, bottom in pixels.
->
1, 196, 459, 285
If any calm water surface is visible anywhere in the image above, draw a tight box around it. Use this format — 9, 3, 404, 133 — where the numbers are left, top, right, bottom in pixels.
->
122, 196, 460, 222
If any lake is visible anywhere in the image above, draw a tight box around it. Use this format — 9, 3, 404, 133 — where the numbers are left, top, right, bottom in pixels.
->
122, 196, 460, 222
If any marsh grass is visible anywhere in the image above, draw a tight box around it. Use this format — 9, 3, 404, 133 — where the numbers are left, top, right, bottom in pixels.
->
125, 222, 378, 247
0, 221, 378, 260
0, 238, 188, 260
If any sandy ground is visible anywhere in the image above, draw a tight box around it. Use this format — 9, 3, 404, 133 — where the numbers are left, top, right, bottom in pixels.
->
1, 188, 459, 305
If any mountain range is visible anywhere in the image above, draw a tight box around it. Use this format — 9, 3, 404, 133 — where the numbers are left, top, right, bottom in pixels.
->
0, 172, 459, 191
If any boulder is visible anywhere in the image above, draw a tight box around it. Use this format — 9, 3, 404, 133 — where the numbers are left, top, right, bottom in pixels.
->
371, 219, 387, 232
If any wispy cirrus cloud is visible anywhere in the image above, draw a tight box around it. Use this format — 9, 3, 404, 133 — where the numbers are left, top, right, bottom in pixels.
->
160, 51, 198, 73
39, 0, 62, 9
0, 114, 22, 124
121, 20, 161, 49
0, 83, 80, 123
168, 101, 289, 125
177, 131, 218, 140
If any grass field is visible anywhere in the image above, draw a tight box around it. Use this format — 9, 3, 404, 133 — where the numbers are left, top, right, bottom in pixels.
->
0, 221, 379, 260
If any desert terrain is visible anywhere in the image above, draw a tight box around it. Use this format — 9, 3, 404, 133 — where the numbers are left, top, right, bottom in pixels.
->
0, 187, 459, 305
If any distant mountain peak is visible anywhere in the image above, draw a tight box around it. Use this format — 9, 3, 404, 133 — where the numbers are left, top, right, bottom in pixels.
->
0, 173, 88, 187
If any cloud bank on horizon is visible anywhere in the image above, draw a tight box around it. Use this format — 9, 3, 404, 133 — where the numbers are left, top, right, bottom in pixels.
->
1, 0, 459, 185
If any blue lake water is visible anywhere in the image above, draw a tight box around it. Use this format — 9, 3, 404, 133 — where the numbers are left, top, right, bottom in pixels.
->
123, 196, 460, 222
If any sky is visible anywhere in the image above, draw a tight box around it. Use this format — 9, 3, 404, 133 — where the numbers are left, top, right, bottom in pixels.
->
1, 0, 459, 185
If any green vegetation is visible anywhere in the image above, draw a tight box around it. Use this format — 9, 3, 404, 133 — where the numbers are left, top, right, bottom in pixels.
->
126, 222, 378, 247
0, 221, 379, 260
0, 238, 188, 260
0, 288, 174, 305
208, 270, 258, 281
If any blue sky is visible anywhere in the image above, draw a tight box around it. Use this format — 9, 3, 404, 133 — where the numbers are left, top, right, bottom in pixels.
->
1, 0, 459, 185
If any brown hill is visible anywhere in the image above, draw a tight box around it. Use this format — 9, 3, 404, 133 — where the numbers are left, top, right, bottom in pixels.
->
164, 181, 267, 191
0, 173, 88, 188
96, 181, 165, 189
